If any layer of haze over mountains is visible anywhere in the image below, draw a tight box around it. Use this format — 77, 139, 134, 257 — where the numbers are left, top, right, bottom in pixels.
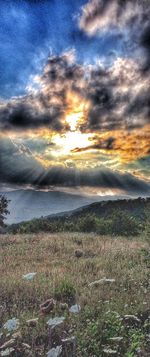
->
0, 187, 148, 224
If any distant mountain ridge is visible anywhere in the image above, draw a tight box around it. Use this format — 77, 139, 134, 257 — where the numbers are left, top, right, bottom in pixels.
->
1, 188, 149, 225
7, 196, 150, 235
61, 196, 150, 219
1, 188, 120, 224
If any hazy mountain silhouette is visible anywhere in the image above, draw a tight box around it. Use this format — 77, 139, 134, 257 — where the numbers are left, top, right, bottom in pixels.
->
1, 188, 133, 224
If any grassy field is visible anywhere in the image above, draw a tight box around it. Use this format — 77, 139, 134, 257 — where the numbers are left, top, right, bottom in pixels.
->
0, 232, 150, 356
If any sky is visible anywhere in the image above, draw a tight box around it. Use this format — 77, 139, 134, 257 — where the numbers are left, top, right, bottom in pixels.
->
0, 0, 150, 196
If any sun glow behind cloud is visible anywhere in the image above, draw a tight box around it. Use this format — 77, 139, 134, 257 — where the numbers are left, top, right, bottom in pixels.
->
51, 91, 94, 156
52, 131, 93, 156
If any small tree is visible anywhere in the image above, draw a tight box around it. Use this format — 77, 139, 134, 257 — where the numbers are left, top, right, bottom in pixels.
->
0, 195, 10, 227
144, 203, 150, 244
109, 209, 140, 236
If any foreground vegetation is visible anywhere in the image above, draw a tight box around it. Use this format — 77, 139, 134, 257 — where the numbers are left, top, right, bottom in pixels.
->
0, 232, 150, 356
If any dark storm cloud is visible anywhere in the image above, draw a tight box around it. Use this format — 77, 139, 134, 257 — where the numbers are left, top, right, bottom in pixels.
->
0, 99, 64, 132
0, 53, 149, 133
0, 138, 149, 195
127, 90, 150, 119
81, 3, 150, 134
82, 57, 150, 132
0, 52, 84, 132
140, 24, 150, 72
0, 44, 150, 135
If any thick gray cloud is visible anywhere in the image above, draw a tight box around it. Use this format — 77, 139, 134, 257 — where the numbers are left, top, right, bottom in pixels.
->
0, 53, 149, 134
0, 52, 84, 133
0, 138, 149, 194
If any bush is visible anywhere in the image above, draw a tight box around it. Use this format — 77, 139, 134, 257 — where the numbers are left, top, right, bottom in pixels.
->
109, 210, 140, 236
96, 218, 112, 235
54, 279, 76, 303
78, 214, 98, 232
143, 204, 150, 244
0, 195, 10, 227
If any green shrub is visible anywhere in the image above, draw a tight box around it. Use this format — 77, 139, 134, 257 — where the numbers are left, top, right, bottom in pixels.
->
143, 204, 150, 244
54, 279, 76, 303
96, 218, 112, 235
0, 195, 10, 227
108, 210, 140, 236
78, 214, 98, 232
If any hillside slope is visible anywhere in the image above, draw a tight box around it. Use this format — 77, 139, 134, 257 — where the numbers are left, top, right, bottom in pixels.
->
8, 197, 150, 235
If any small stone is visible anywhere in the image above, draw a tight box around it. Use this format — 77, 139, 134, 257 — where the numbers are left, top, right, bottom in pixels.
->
3, 318, 20, 332
47, 345, 62, 357
26, 318, 38, 327
103, 348, 117, 354
40, 298, 56, 314
109, 337, 123, 342
69, 304, 81, 314
47, 316, 65, 328
59, 302, 69, 311
22, 272, 37, 281
89, 278, 115, 287
74, 249, 83, 258
62, 336, 76, 344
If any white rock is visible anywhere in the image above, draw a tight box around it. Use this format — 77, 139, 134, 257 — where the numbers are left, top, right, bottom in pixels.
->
62, 336, 76, 343
109, 337, 123, 342
3, 318, 20, 332
103, 348, 117, 354
22, 272, 37, 280
89, 278, 115, 287
47, 345, 62, 357
69, 304, 81, 314
47, 316, 65, 328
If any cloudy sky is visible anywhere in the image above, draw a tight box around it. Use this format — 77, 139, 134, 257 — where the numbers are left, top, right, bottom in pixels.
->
0, 0, 150, 195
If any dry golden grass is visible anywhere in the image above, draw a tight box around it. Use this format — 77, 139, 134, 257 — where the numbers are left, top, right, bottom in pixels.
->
0, 233, 150, 356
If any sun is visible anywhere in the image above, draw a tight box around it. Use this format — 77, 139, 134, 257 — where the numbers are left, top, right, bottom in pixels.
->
65, 112, 82, 131
53, 130, 92, 155
65, 91, 89, 131
51, 91, 93, 155
33, 92, 94, 164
